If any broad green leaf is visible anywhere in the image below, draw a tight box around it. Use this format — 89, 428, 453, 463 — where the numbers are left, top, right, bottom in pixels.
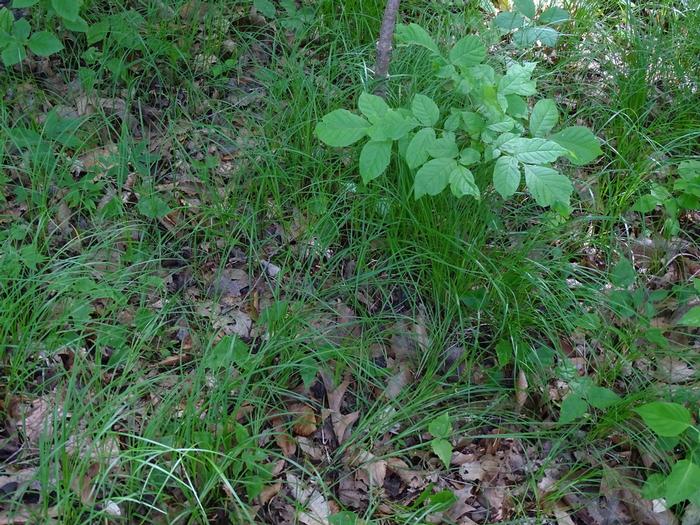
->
524, 164, 572, 207
559, 394, 587, 424
538, 7, 570, 25
11, 0, 39, 7
498, 62, 537, 96
678, 306, 700, 327
28, 31, 64, 56
679, 160, 700, 180
359, 140, 392, 183
315, 109, 369, 147
395, 23, 439, 54
431, 438, 453, 469
487, 118, 515, 133
495, 340, 512, 367
329, 511, 359, 525
358, 92, 389, 124
501, 137, 567, 164
461, 111, 486, 136
253, 0, 276, 17
2, 43, 26, 66
642, 473, 667, 500
529, 99, 559, 137
205, 336, 249, 371
449, 165, 479, 198
137, 195, 171, 219
514, 0, 536, 18
632, 194, 660, 213
411, 94, 440, 127
428, 132, 458, 159
635, 402, 692, 437
493, 12, 526, 30
493, 155, 521, 199
428, 413, 452, 439
443, 111, 462, 132
414, 158, 455, 199
505, 94, 528, 119
405, 127, 436, 169
367, 110, 417, 141
552, 126, 602, 165
584, 386, 621, 410
61, 16, 89, 32
13, 18, 30, 40
52, 0, 82, 21
610, 258, 636, 287
514, 26, 560, 47
448, 35, 485, 67
87, 18, 109, 44
665, 460, 700, 506
459, 148, 480, 166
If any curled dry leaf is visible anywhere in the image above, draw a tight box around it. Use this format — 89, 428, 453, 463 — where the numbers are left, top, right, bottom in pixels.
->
383, 366, 412, 400
297, 437, 325, 462
348, 449, 387, 488
290, 403, 318, 437
13, 397, 61, 446
258, 482, 283, 505
515, 369, 528, 408
271, 417, 297, 457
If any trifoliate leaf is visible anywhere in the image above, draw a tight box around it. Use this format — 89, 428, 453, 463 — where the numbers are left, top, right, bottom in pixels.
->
493, 12, 526, 30
367, 110, 417, 141
538, 6, 570, 25
428, 132, 459, 159
498, 62, 537, 96
514, 26, 560, 47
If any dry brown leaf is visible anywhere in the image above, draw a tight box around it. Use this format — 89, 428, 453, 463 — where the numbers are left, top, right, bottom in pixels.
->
386, 457, 425, 489
445, 486, 477, 523
349, 449, 387, 488
654, 357, 695, 384
515, 369, 528, 408
553, 502, 576, 525
271, 417, 297, 457
383, 366, 412, 400
459, 461, 486, 482
76, 144, 118, 173
290, 403, 318, 437
258, 482, 283, 505
297, 437, 325, 461
286, 473, 331, 525
14, 397, 60, 446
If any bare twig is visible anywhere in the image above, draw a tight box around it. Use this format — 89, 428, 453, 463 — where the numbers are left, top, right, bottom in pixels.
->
374, 0, 401, 99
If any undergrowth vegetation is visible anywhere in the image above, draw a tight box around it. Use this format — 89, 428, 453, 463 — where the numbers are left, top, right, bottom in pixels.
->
0, 0, 698, 524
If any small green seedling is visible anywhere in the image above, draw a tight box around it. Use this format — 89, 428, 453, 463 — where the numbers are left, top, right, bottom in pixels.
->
493, 0, 570, 48
428, 412, 453, 469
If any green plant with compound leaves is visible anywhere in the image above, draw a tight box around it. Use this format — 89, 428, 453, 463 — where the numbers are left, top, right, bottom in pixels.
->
315, 23, 602, 209
492, 0, 570, 48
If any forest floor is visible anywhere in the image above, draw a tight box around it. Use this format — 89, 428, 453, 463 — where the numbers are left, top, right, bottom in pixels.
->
0, 1, 699, 524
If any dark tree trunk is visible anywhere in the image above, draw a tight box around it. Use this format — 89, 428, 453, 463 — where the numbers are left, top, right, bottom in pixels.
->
374, 0, 401, 99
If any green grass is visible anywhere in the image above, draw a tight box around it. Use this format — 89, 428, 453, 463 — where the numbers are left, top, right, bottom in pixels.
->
1, 0, 699, 523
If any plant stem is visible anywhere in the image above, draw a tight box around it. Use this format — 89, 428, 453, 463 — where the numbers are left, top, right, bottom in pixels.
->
374, 0, 401, 99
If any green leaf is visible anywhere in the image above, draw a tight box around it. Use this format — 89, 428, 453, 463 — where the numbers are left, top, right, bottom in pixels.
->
431, 438, 453, 469
205, 336, 250, 371
514, 26, 560, 47
329, 511, 359, 525
461, 111, 486, 136
87, 18, 109, 44
529, 99, 559, 137
51, 0, 82, 21
551, 126, 602, 165
498, 62, 537, 96
12, 0, 40, 6
137, 195, 171, 219
493, 155, 521, 199
411, 94, 440, 127
665, 460, 700, 506
584, 386, 621, 410
495, 340, 512, 367
642, 473, 667, 500
559, 394, 587, 424
358, 92, 389, 124
253, 0, 276, 17
505, 94, 528, 119
2, 43, 26, 66
13, 18, 30, 41
28, 31, 63, 56
61, 16, 89, 32
449, 164, 479, 198
367, 110, 417, 141
428, 132, 458, 159
610, 258, 636, 287
395, 23, 439, 54
524, 164, 572, 207
538, 7, 570, 25
635, 402, 692, 437
414, 158, 455, 199
678, 307, 700, 327
428, 413, 452, 438
632, 194, 660, 213
315, 109, 369, 147
405, 127, 436, 169
679, 160, 700, 180
501, 137, 567, 164
514, 0, 536, 18
459, 148, 480, 166
493, 12, 526, 30
448, 35, 485, 67
359, 140, 392, 183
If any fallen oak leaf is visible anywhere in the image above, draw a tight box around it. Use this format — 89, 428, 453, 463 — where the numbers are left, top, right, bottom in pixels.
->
286, 473, 331, 525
